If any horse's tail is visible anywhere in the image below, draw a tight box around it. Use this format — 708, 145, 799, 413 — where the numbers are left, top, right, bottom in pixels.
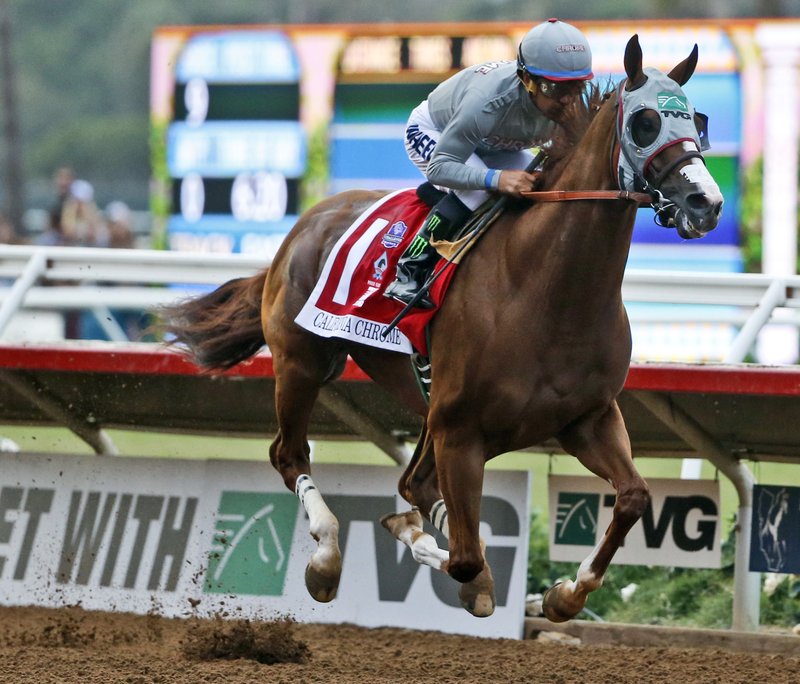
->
160, 270, 268, 371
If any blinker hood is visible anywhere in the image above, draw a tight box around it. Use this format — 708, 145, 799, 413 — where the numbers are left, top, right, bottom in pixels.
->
617, 67, 710, 193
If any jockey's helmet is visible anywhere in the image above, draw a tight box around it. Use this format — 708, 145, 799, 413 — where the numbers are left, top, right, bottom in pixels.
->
517, 18, 593, 82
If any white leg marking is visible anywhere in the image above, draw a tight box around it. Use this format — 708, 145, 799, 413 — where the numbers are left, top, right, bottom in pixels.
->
549, 540, 604, 612
383, 509, 448, 571
296, 474, 339, 565
403, 528, 449, 571
575, 542, 602, 591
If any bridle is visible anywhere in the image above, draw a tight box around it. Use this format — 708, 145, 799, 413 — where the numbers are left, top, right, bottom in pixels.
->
612, 79, 706, 227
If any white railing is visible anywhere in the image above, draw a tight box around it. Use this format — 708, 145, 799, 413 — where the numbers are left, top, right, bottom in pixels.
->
0, 245, 267, 342
2, 244, 800, 361
0, 244, 266, 285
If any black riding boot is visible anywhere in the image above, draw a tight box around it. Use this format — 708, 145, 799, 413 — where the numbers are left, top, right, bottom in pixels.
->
384, 193, 471, 309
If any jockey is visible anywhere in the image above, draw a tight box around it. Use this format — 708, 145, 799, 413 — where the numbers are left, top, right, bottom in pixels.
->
384, 18, 593, 308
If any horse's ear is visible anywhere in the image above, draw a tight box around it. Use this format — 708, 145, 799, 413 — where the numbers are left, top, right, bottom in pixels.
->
624, 35, 646, 90
667, 44, 699, 86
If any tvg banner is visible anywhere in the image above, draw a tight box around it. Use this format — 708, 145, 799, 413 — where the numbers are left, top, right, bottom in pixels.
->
549, 475, 721, 568
0, 454, 530, 640
203, 490, 523, 612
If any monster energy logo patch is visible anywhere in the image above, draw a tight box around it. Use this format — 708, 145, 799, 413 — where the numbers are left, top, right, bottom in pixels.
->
657, 92, 689, 112
427, 214, 442, 234
554, 492, 599, 546
205, 491, 299, 595
407, 235, 430, 259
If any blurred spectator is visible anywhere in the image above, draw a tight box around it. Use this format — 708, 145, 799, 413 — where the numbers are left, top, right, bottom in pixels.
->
0, 212, 18, 244
39, 173, 104, 337
77, 199, 144, 341
104, 200, 135, 249
0, 213, 22, 287
62, 179, 106, 246
36, 209, 71, 246
48, 166, 75, 231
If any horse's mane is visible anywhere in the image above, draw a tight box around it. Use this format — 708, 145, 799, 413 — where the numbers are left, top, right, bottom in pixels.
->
539, 82, 616, 185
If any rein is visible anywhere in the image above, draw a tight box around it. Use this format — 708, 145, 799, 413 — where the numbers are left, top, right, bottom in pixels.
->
519, 189, 651, 204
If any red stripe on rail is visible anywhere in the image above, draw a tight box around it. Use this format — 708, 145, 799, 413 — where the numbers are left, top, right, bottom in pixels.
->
625, 363, 800, 396
1, 344, 799, 394
0, 343, 371, 381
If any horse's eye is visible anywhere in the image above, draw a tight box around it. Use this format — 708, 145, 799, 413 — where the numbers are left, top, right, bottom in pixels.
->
630, 109, 661, 148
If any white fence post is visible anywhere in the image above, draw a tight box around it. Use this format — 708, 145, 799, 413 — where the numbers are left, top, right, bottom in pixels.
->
0, 249, 47, 336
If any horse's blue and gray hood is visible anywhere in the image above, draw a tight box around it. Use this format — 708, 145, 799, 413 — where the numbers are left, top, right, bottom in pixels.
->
617, 67, 708, 193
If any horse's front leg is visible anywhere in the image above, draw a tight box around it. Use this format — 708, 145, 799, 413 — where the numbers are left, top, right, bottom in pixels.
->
545, 401, 650, 622
381, 426, 496, 617
433, 433, 487, 583
434, 430, 497, 615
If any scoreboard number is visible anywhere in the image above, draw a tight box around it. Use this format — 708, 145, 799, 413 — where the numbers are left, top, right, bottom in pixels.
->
180, 172, 205, 223
231, 171, 288, 222
184, 78, 209, 127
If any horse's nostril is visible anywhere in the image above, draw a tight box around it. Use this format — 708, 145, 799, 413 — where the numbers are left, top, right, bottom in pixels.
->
686, 193, 709, 211
686, 193, 721, 217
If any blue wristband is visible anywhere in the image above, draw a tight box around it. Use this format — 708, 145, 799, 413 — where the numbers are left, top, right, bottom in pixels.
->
484, 169, 499, 189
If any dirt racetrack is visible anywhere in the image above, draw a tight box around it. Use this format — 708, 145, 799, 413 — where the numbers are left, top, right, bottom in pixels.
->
0, 605, 797, 684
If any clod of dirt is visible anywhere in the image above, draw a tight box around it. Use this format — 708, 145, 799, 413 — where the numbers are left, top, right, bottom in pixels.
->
8, 608, 99, 648
182, 616, 311, 665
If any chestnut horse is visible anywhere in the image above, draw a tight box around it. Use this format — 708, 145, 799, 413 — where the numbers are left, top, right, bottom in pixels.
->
162, 36, 723, 622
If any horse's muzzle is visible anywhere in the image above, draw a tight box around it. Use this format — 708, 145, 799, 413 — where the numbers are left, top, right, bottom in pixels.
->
677, 192, 723, 239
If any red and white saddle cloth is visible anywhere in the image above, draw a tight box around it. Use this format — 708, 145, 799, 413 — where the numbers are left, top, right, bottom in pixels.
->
294, 188, 460, 356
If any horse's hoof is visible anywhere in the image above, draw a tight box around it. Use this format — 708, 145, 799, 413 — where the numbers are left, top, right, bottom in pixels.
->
542, 581, 580, 623
458, 564, 496, 617
304, 563, 340, 603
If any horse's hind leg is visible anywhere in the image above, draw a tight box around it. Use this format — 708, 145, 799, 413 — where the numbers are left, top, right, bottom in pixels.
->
381, 426, 496, 617
381, 426, 449, 572
545, 401, 650, 622
269, 334, 346, 603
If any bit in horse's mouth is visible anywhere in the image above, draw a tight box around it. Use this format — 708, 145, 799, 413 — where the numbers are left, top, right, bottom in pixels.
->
659, 204, 704, 240
676, 210, 705, 240
679, 208, 714, 239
